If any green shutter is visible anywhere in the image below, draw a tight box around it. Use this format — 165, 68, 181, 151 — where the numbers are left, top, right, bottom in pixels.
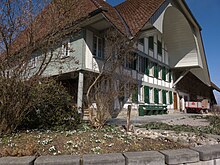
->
145, 59, 149, 76
154, 63, 158, 78
154, 88, 159, 104
169, 91, 173, 104
144, 86, 150, 103
132, 86, 138, 103
162, 90, 167, 104
162, 67, 166, 81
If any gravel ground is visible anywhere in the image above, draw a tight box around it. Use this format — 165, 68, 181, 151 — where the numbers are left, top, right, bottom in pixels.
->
108, 112, 210, 126
109, 113, 220, 147
161, 115, 210, 127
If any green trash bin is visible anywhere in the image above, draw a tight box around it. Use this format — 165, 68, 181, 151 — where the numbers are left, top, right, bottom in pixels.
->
139, 106, 145, 116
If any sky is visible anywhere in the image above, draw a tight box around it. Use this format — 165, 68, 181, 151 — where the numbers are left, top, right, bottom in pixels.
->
107, 0, 220, 104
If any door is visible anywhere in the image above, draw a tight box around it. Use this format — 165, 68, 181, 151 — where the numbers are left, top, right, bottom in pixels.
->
174, 93, 178, 110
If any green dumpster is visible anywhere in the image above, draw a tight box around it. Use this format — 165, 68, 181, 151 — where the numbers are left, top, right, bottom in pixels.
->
138, 106, 145, 116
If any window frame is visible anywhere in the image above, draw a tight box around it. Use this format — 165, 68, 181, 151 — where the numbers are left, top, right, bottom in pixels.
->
61, 39, 70, 58
138, 38, 145, 46
157, 40, 162, 55
148, 36, 154, 50
29, 56, 37, 68
93, 35, 104, 59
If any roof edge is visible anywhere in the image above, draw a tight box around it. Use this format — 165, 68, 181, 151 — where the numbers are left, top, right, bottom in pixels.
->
212, 82, 220, 93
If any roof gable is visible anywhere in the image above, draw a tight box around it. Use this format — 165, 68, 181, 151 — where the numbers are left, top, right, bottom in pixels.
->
92, 0, 128, 36
115, 0, 165, 36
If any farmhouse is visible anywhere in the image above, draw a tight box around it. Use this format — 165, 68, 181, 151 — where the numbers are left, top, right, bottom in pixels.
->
15, 0, 220, 117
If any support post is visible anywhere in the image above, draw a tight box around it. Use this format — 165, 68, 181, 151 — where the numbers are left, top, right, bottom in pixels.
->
77, 72, 84, 115
127, 105, 131, 132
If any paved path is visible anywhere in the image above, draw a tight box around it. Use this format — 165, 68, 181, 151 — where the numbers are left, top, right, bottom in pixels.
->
107, 113, 210, 126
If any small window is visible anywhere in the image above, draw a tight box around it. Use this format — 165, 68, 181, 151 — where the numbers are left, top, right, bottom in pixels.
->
139, 38, 144, 45
158, 65, 162, 79
166, 68, 169, 82
157, 40, 162, 55
162, 90, 167, 104
29, 57, 37, 68
148, 61, 154, 76
125, 53, 137, 70
149, 87, 154, 104
93, 36, 104, 58
149, 36, 154, 50
159, 89, 162, 104
62, 39, 70, 58
138, 56, 146, 74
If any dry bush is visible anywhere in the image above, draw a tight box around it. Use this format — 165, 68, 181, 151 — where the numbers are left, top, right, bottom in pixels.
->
86, 29, 136, 129
0, 0, 84, 134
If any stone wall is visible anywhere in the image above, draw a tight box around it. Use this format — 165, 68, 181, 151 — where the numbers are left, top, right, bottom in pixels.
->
0, 144, 220, 165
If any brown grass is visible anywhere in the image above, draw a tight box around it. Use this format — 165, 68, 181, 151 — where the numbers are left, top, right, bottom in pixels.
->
0, 126, 186, 157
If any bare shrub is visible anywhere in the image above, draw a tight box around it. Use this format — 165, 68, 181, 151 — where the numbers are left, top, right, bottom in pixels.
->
86, 29, 136, 129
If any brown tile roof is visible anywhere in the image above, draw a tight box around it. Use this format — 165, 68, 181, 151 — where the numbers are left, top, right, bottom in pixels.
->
115, 0, 165, 36
92, 0, 128, 36
10, 0, 101, 55
9, 0, 166, 55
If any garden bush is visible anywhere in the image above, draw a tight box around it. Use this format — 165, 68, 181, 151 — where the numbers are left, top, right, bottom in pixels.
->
20, 79, 81, 130
0, 77, 80, 135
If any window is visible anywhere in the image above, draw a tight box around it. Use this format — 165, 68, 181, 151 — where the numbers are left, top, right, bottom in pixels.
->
140, 86, 144, 102
169, 70, 172, 82
162, 67, 166, 81
166, 91, 170, 104
148, 61, 154, 76
125, 53, 137, 70
149, 87, 154, 104
159, 89, 162, 104
139, 38, 144, 45
132, 85, 138, 103
157, 40, 162, 55
166, 69, 169, 82
158, 65, 162, 79
138, 56, 146, 74
62, 39, 70, 58
29, 57, 37, 68
93, 36, 104, 58
149, 36, 154, 50
145, 59, 149, 75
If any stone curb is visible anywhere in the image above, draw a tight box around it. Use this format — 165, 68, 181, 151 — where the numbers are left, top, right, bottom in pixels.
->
123, 151, 165, 165
34, 155, 80, 165
0, 156, 36, 165
190, 144, 220, 161
82, 153, 125, 165
160, 148, 200, 165
0, 144, 220, 165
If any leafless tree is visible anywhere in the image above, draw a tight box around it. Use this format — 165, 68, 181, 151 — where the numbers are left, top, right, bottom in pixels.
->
86, 29, 137, 129
0, 0, 85, 134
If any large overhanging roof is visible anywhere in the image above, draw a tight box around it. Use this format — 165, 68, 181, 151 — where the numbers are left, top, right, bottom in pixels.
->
212, 82, 220, 93
148, 0, 211, 87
